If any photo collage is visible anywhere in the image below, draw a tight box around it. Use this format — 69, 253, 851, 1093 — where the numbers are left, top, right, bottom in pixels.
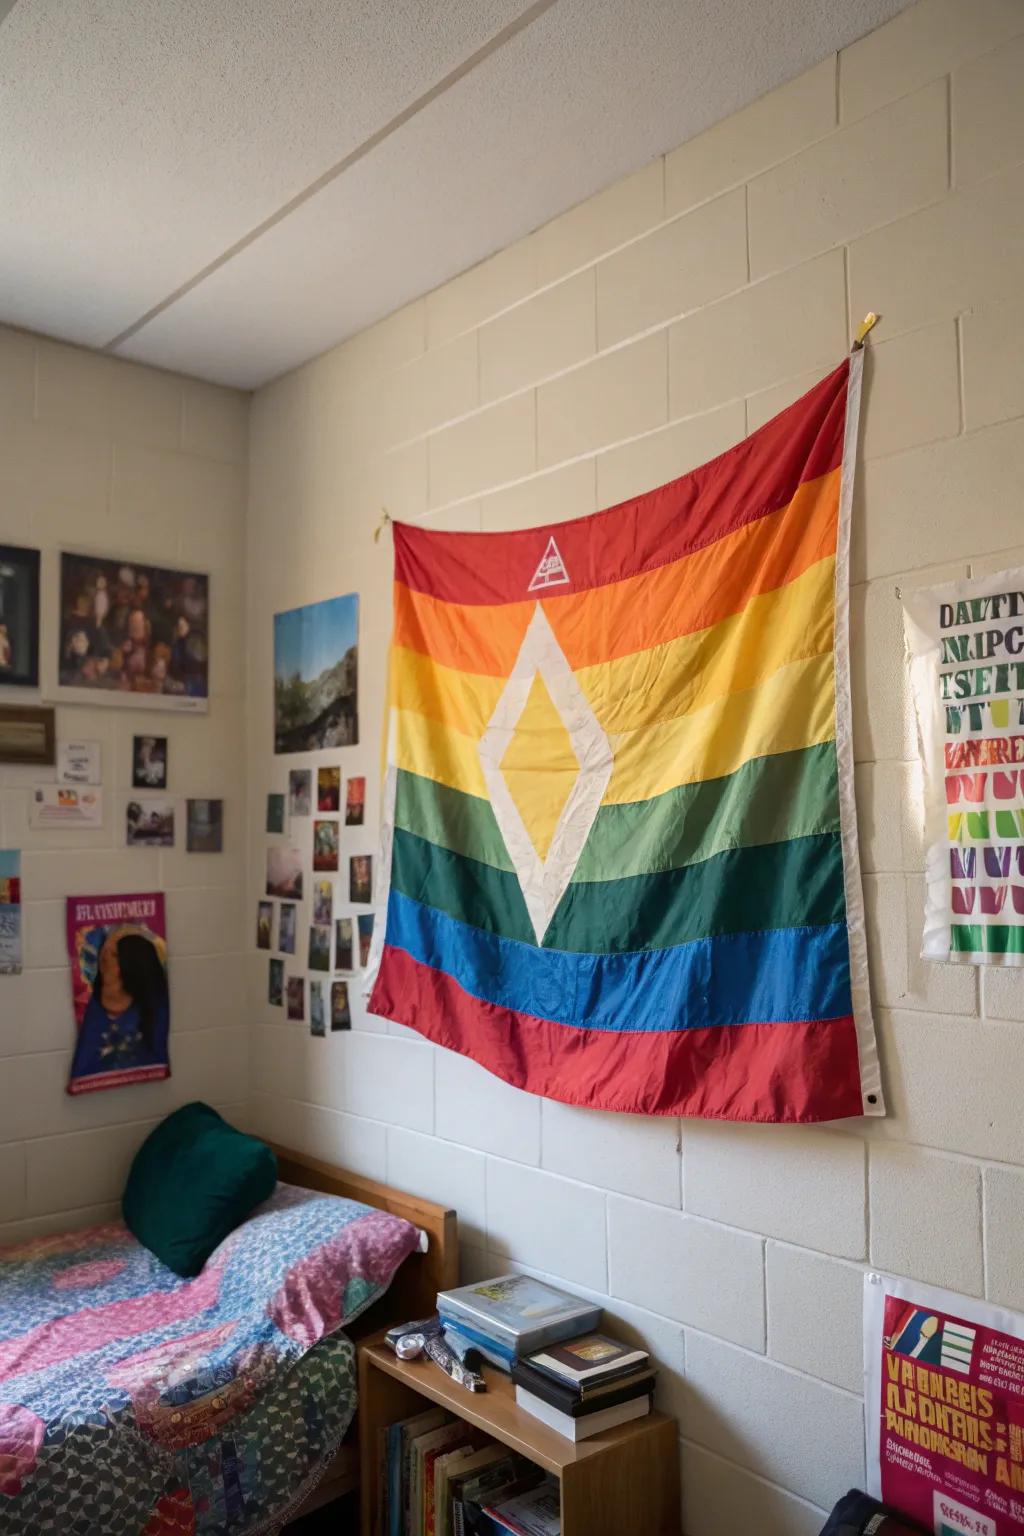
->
262, 763, 370, 1038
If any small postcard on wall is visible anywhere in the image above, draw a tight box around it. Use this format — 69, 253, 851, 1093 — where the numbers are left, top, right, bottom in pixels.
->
57, 740, 101, 785
0, 850, 22, 975
31, 785, 103, 829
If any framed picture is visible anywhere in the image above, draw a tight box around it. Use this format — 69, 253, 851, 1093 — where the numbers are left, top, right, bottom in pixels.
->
57, 550, 209, 712
0, 544, 40, 689
273, 593, 358, 753
0, 704, 55, 765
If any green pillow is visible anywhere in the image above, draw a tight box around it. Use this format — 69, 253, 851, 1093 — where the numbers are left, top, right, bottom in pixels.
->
123, 1102, 277, 1277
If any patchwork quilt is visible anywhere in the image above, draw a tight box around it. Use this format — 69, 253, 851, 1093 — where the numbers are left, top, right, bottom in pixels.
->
0, 1184, 400, 1535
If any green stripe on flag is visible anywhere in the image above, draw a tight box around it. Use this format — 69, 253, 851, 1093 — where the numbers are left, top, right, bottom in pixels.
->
390, 826, 847, 953
952, 925, 1024, 955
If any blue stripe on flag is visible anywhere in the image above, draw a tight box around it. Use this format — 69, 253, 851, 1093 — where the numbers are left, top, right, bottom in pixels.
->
384, 889, 853, 1032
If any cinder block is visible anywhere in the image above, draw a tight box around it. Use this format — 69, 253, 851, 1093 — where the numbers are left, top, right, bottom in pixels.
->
435, 1049, 540, 1164
428, 391, 535, 507
666, 57, 837, 217
0, 1202, 120, 1249
608, 1196, 764, 1350
681, 1331, 865, 1509
480, 270, 595, 403
335, 298, 425, 384
170, 955, 245, 1033
2, 417, 111, 525
339, 1033, 435, 1134
534, 160, 664, 288
35, 338, 113, 437
111, 440, 243, 534
669, 249, 847, 418
860, 322, 961, 461
983, 1165, 1024, 1310
684, 1122, 866, 1258
538, 331, 667, 467
542, 1101, 681, 1207
869, 1142, 982, 1294
384, 436, 429, 520
25, 1121, 154, 1216
596, 188, 747, 349
387, 1126, 486, 1244
854, 761, 911, 875
681, 1441, 827, 1536
853, 417, 1024, 581
766, 1244, 865, 1392
0, 968, 70, 1056
876, 1009, 1024, 1164
0, 1143, 26, 1224
904, 875, 979, 1016
749, 81, 948, 280
20, 848, 160, 902
479, 459, 595, 532
164, 886, 242, 958
596, 402, 746, 508
955, 32, 1024, 188
107, 361, 183, 452
486, 1159, 607, 1292
840, 0, 1024, 123
427, 240, 538, 348
21, 899, 67, 970
459, 1244, 494, 1284
398, 331, 479, 439
983, 966, 1024, 1024
849, 163, 1024, 342
863, 873, 909, 1010
962, 297, 1024, 430
182, 379, 249, 463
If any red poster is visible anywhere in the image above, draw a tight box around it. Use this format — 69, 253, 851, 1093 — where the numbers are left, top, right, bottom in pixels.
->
866, 1273, 1024, 1535
66, 893, 170, 1095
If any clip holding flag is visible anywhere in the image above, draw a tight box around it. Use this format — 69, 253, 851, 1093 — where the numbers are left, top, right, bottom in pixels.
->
374, 509, 392, 544
853, 312, 880, 350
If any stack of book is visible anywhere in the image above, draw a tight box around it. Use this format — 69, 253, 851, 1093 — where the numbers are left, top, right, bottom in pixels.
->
436, 1275, 602, 1373
511, 1334, 656, 1442
377, 1412, 557, 1536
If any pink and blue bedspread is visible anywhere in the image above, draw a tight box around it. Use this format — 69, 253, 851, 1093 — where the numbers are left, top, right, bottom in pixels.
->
0, 1183, 398, 1535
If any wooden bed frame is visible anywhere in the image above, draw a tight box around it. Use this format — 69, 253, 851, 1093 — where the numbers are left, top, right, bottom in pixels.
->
270, 1143, 459, 1522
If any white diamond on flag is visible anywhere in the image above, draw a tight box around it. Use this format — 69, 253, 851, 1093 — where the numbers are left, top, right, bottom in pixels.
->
478, 604, 613, 944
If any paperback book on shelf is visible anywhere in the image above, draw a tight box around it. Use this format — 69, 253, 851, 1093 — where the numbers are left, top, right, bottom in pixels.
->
513, 1385, 653, 1442
483, 1478, 561, 1536
525, 1334, 649, 1388
436, 1275, 601, 1356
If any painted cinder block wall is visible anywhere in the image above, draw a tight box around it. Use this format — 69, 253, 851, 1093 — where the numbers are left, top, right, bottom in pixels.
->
241, 0, 1024, 1528
0, 330, 250, 1245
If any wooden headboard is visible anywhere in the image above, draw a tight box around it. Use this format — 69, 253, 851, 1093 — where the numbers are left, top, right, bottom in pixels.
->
269, 1143, 458, 1338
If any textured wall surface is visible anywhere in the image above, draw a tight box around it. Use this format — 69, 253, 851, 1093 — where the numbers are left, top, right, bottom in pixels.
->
246, 2, 1024, 1523
0, 329, 250, 1245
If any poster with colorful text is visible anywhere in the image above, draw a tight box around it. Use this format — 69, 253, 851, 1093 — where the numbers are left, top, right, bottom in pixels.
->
904, 569, 1024, 965
866, 1272, 1024, 1535
66, 893, 169, 1094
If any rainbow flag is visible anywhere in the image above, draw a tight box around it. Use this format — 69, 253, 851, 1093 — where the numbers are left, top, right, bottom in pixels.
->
369, 354, 884, 1123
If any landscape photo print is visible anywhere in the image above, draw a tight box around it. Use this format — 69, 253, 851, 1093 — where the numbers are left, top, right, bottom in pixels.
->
273, 594, 358, 753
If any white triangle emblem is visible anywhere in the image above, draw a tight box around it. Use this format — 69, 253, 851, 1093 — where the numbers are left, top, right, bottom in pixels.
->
527, 536, 570, 592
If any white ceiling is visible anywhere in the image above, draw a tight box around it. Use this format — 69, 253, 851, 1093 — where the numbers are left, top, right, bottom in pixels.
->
0, 0, 910, 390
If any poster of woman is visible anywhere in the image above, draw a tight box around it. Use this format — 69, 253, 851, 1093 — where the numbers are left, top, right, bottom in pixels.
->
65, 893, 169, 1095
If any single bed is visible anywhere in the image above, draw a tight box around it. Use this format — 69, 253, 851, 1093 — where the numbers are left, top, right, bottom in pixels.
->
0, 1141, 457, 1536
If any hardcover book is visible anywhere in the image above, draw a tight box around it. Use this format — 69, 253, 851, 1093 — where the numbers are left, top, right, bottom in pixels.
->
437, 1275, 600, 1351
526, 1333, 648, 1388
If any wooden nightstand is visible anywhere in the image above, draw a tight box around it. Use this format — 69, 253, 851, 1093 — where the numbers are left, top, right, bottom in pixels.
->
357, 1332, 681, 1535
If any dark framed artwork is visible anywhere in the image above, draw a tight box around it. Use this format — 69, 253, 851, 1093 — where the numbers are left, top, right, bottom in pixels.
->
58, 550, 209, 712
0, 544, 41, 689
0, 704, 56, 766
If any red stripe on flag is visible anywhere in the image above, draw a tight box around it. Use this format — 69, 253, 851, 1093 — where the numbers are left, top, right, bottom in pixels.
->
370, 945, 865, 1123
394, 360, 850, 605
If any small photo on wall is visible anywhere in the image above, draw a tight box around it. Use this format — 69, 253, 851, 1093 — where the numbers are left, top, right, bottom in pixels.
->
268, 957, 284, 1006
0, 543, 40, 689
357, 912, 375, 967
257, 901, 273, 950
345, 776, 365, 826
187, 799, 223, 853
278, 902, 297, 954
310, 980, 326, 1037
132, 735, 168, 789
288, 769, 311, 817
308, 924, 331, 972
349, 854, 372, 903
286, 976, 305, 1021
266, 793, 285, 834
335, 916, 353, 972
317, 766, 341, 813
312, 879, 333, 927
331, 981, 351, 1031
313, 819, 339, 873
267, 846, 303, 900
126, 798, 174, 848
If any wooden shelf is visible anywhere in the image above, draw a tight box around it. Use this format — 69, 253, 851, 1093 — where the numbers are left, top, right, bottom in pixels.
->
358, 1333, 681, 1535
